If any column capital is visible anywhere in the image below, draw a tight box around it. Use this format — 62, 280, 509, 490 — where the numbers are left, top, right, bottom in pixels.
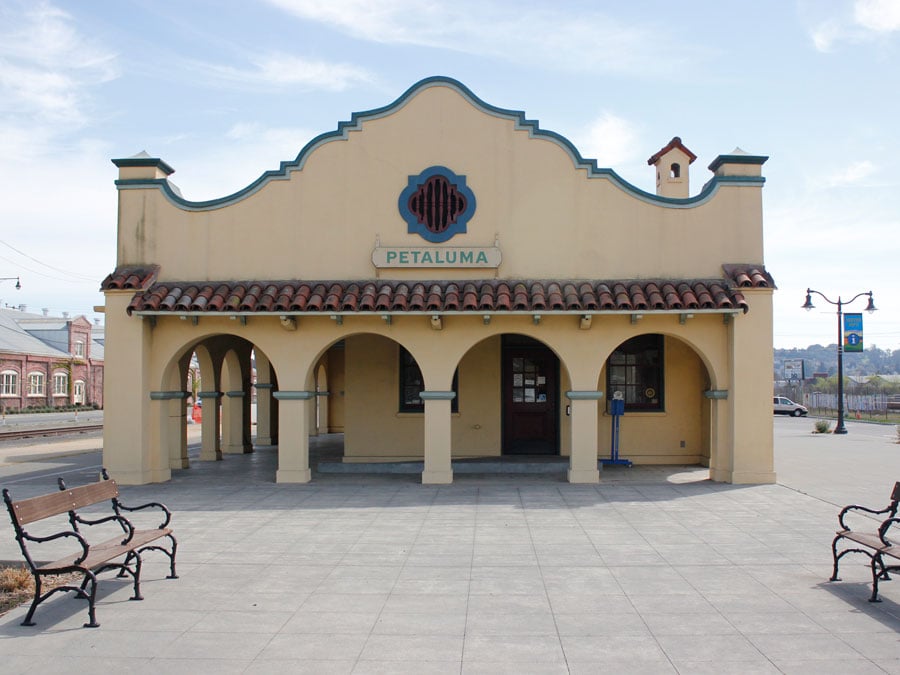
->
273, 390, 316, 400
566, 390, 604, 401
149, 391, 190, 400
703, 390, 728, 400
419, 391, 457, 401
198, 391, 223, 399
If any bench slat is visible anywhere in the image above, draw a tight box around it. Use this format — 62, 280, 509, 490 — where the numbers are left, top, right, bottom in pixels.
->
838, 530, 899, 558
37, 528, 174, 573
68, 480, 119, 510
11, 491, 78, 525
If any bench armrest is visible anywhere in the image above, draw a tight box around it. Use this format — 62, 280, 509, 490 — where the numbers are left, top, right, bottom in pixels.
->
879, 517, 900, 546
24, 529, 91, 566
115, 499, 172, 530
74, 513, 136, 545
838, 503, 894, 530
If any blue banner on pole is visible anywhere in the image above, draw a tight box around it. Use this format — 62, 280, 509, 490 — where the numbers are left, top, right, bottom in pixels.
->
844, 313, 863, 352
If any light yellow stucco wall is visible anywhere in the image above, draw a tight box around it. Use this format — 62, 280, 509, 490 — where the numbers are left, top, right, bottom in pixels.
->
103, 78, 775, 486
114, 84, 763, 285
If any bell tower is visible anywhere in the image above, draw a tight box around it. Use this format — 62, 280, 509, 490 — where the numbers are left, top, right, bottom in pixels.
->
647, 137, 697, 199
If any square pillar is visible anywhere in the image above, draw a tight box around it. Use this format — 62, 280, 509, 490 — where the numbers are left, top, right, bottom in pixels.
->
420, 391, 454, 484
255, 382, 275, 445
150, 391, 189, 470
566, 391, 602, 484
198, 391, 223, 461
274, 391, 313, 483
223, 391, 251, 454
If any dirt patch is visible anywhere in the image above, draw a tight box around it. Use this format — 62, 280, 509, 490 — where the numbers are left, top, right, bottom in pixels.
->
0, 564, 82, 618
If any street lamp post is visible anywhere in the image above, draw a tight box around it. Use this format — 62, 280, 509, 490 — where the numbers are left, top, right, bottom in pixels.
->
802, 289, 876, 434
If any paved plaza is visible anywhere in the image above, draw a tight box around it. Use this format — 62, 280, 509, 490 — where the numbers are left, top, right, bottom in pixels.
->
0, 417, 898, 673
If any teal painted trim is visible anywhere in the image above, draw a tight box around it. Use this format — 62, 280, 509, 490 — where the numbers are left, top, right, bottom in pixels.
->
315, 391, 330, 397
149, 391, 189, 400
112, 156, 175, 175
254, 383, 275, 390
703, 390, 729, 400
112, 76, 765, 212
566, 391, 604, 400
225, 390, 245, 398
707, 154, 769, 172
419, 390, 457, 400
198, 390, 222, 399
273, 390, 316, 400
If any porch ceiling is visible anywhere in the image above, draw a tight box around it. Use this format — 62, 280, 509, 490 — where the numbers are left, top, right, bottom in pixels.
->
102, 265, 773, 317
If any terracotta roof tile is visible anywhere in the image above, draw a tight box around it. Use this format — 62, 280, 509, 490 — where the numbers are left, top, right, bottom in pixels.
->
115, 265, 773, 317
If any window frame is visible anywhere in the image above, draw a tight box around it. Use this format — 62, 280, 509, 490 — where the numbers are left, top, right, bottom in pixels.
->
1, 371, 18, 397
27, 372, 45, 397
398, 345, 459, 413
53, 372, 68, 397
606, 334, 665, 412
74, 340, 85, 358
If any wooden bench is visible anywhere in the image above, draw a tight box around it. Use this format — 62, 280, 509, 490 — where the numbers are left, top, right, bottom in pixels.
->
2, 469, 177, 627
830, 481, 900, 602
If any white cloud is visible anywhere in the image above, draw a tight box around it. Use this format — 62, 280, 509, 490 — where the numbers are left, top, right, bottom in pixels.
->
822, 159, 878, 187
0, 2, 118, 126
163, 123, 319, 201
194, 53, 373, 91
855, 0, 900, 32
576, 112, 641, 167
263, 0, 703, 76
809, 0, 900, 52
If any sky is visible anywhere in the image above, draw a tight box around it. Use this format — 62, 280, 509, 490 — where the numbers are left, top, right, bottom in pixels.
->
0, 0, 898, 350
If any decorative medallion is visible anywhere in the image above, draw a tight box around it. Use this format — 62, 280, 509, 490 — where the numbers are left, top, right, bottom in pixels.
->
398, 166, 476, 243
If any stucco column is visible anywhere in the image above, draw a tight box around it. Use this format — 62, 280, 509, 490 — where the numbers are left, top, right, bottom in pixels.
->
420, 391, 454, 484
274, 391, 313, 483
316, 391, 329, 435
566, 391, 602, 484
198, 391, 223, 461
704, 390, 729, 479
255, 383, 274, 445
103, 294, 167, 484
150, 391, 189, 470
223, 391, 251, 454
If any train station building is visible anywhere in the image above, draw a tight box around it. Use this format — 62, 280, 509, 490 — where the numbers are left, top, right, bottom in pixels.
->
101, 77, 775, 486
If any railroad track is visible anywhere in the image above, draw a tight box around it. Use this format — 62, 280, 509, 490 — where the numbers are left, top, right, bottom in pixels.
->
0, 424, 103, 441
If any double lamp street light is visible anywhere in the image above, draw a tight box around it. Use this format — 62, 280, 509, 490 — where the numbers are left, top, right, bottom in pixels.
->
802, 288, 877, 434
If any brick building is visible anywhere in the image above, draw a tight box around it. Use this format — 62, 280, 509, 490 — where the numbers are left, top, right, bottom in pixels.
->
0, 307, 104, 411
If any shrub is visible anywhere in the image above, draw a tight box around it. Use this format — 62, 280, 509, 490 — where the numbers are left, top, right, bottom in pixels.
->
814, 419, 832, 434
0, 566, 32, 593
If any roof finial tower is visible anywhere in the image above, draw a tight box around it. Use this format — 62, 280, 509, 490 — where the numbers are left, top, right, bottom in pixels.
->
647, 137, 697, 198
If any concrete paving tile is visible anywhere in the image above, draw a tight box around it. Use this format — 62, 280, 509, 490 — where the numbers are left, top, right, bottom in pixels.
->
62, 629, 182, 658
655, 633, 765, 663
382, 593, 468, 613
811, 609, 900, 633
259, 633, 369, 660
187, 608, 293, 633
839, 631, 900, 660
553, 611, 650, 636
640, 610, 739, 636
280, 610, 381, 634
462, 634, 565, 663
748, 632, 866, 661
704, 590, 799, 614
466, 593, 551, 614
726, 610, 828, 635
359, 634, 464, 661
462, 661, 570, 674
568, 659, 677, 674
301, 592, 388, 613
245, 659, 355, 674
560, 634, 669, 662
372, 610, 467, 635
774, 659, 889, 675
464, 610, 558, 636
353, 661, 461, 674
545, 590, 632, 613
667, 660, 781, 674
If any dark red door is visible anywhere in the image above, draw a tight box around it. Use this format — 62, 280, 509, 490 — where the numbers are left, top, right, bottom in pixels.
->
502, 342, 559, 455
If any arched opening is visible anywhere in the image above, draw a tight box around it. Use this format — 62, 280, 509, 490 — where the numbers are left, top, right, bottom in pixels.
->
670, 162, 681, 178
158, 333, 279, 478
598, 333, 712, 467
